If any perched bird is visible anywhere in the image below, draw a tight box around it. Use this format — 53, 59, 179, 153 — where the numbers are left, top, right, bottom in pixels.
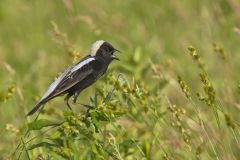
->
26, 40, 120, 116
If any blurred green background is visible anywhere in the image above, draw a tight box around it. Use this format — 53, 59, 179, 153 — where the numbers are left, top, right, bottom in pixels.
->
1, 0, 240, 159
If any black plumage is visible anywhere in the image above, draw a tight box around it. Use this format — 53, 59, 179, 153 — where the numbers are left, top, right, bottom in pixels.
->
26, 40, 119, 116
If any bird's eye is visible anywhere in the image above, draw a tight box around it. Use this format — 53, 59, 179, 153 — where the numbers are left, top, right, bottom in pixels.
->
99, 44, 114, 55
103, 46, 109, 52
106, 47, 114, 53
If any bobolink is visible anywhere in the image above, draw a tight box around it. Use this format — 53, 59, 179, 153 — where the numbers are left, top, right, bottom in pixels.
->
27, 40, 120, 116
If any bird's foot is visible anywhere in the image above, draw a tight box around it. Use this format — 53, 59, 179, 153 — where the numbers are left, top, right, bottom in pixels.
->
73, 101, 95, 114
64, 95, 74, 112
80, 104, 95, 112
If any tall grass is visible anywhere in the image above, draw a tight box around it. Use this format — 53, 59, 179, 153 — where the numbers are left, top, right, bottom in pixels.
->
1, 0, 240, 159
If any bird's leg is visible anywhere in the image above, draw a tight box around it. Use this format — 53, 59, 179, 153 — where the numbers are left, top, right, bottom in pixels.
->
64, 94, 73, 111
73, 91, 95, 111
73, 91, 81, 104
80, 104, 95, 113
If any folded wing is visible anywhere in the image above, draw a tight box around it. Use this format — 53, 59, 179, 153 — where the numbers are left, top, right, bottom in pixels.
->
41, 57, 96, 101
26, 56, 96, 116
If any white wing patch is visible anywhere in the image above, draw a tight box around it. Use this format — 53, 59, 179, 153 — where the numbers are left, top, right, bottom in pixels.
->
39, 57, 95, 101
40, 68, 72, 101
90, 40, 104, 56
71, 57, 95, 72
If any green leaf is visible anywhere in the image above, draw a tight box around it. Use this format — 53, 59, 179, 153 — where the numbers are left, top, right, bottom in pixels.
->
114, 111, 127, 118
91, 143, 105, 160
27, 142, 56, 150
94, 111, 110, 121
142, 140, 151, 159
133, 47, 142, 63
90, 112, 100, 132
63, 111, 74, 117
28, 119, 62, 130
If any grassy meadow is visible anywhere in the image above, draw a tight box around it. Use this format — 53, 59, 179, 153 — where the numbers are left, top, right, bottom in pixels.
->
0, 0, 240, 159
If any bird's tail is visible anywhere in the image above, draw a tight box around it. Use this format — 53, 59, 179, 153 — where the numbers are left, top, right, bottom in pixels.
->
26, 101, 44, 116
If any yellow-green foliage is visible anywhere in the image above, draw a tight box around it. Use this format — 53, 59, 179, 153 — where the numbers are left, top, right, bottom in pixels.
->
1, 0, 240, 160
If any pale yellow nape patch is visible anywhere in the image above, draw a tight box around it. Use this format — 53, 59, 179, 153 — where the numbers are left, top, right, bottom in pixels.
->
90, 40, 105, 56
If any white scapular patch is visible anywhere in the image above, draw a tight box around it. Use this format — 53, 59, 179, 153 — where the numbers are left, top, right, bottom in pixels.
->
90, 40, 105, 56
71, 57, 95, 72
40, 68, 71, 101
40, 57, 95, 101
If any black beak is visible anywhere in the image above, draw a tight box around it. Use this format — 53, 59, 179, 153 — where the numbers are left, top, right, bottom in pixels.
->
111, 48, 121, 60
111, 54, 120, 60
114, 48, 121, 53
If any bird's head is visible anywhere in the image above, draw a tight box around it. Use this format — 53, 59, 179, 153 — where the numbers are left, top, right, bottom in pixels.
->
90, 40, 120, 62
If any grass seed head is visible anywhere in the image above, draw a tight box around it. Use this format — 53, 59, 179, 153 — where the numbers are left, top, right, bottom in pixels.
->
213, 43, 226, 60
188, 46, 204, 69
198, 74, 216, 105
177, 76, 191, 99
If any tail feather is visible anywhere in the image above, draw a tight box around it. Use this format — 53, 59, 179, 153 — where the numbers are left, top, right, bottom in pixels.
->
26, 101, 44, 116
